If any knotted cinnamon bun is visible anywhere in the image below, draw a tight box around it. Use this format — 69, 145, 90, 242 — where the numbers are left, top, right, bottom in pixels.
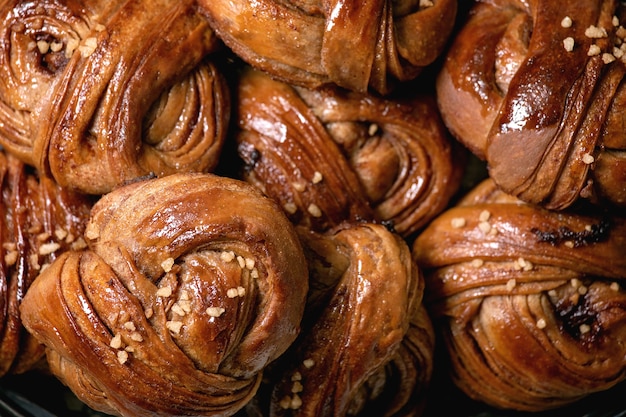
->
0, 0, 229, 194
198, 0, 457, 94
244, 222, 433, 416
437, 0, 626, 209
413, 179, 626, 411
0, 151, 93, 378
20, 173, 309, 417
236, 68, 463, 237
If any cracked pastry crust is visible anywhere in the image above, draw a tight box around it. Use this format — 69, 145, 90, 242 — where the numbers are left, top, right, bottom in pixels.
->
19, 173, 309, 417
0, 151, 93, 377
235, 68, 463, 237
0, 0, 229, 194
413, 179, 626, 411
198, 0, 457, 94
437, 0, 626, 209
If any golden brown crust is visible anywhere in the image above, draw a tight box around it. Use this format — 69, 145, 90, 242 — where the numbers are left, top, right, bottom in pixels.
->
253, 223, 429, 416
391, 305, 435, 417
0, 151, 93, 377
413, 179, 626, 411
437, 0, 626, 209
235, 68, 463, 237
0, 0, 229, 194
198, 0, 457, 94
19, 173, 309, 417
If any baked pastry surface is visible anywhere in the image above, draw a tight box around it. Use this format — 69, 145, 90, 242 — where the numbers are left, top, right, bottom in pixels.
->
235, 68, 463, 237
20, 173, 309, 417
0, 0, 229, 194
242, 222, 433, 416
0, 151, 93, 377
199, 0, 457, 94
413, 179, 626, 411
437, 0, 626, 209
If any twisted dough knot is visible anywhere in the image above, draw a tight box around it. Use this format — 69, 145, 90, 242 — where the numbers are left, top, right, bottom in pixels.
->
236, 68, 463, 237
0, 151, 93, 377
199, 0, 457, 94
254, 223, 431, 416
0, 0, 229, 195
413, 179, 626, 411
20, 173, 309, 417
437, 0, 626, 209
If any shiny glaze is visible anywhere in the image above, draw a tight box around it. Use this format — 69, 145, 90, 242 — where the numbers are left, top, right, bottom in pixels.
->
413, 179, 626, 411
199, 0, 457, 94
0, 0, 229, 194
235, 68, 463, 237
263, 223, 430, 416
437, 0, 626, 209
0, 151, 93, 377
20, 173, 309, 417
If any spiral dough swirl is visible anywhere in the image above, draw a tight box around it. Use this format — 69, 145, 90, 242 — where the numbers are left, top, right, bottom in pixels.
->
0, 0, 229, 194
20, 173, 309, 417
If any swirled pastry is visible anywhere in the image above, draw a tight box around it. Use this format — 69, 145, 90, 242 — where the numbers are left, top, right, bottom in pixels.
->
437, 0, 626, 209
198, 0, 457, 94
243, 223, 433, 416
0, 151, 93, 378
413, 179, 626, 411
236, 68, 463, 237
19, 173, 309, 417
0, 0, 229, 194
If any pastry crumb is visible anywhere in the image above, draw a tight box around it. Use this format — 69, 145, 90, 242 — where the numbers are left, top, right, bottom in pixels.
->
561, 16, 573, 28
585, 25, 608, 38
470, 259, 484, 268
479, 210, 491, 222
312, 171, 323, 184
506, 279, 517, 291
206, 306, 225, 318
307, 204, 322, 218
602, 52, 616, 64
166, 320, 183, 334
117, 350, 129, 364
110, 334, 123, 349
161, 257, 175, 272
450, 217, 466, 228
478, 221, 491, 234
283, 202, 298, 214
220, 251, 235, 263
245, 257, 255, 270
587, 44, 602, 56
156, 286, 172, 298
